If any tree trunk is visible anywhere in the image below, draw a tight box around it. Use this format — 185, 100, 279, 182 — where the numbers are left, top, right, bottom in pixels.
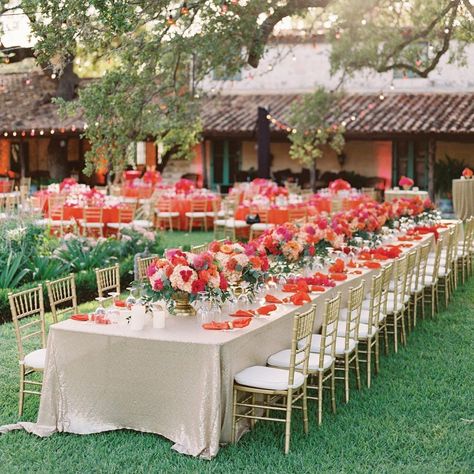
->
47, 138, 69, 181
54, 61, 79, 101
428, 139, 436, 201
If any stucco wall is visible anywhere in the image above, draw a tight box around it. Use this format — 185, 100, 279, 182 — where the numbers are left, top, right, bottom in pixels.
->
436, 141, 474, 166
241, 139, 393, 183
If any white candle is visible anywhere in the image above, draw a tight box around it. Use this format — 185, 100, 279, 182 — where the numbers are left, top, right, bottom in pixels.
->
130, 304, 146, 331
152, 309, 166, 329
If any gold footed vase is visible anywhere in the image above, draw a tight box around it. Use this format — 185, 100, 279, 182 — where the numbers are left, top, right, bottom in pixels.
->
172, 291, 196, 317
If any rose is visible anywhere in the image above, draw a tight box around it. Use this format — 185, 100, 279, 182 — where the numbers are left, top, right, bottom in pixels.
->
398, 176, 414, 188
462, 167, 473, 178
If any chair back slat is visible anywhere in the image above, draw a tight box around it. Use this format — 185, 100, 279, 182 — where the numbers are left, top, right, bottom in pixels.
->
287, 305, 317, 388
137, 256, 158, 281
319, 293, 341, 367
95, 264, 120, 299
46, 273, 78, 323
341, 281, 365, 344
8, 285, 46, 361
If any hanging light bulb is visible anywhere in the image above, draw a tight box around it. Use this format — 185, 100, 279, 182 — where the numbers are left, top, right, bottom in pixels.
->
167, 14, 176, 25
180, 2, 189, 15
221, 2, 228, 13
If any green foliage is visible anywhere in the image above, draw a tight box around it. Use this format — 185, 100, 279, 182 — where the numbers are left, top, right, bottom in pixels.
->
288, 87, 345, 166
0, 254, 30, 289
19, 0, 471, 175
434, 155, 467, 196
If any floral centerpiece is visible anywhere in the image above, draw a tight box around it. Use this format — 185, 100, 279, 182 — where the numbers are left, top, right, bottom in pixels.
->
146, 248, 228, 315
208, 241, 270, 298
462, 167, 473, 179
328, 179, 351, 193
398, 176, 414, 190
174, 178, 195, 194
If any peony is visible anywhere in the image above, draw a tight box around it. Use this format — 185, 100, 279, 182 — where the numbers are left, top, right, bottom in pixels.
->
169, 265, 197, 293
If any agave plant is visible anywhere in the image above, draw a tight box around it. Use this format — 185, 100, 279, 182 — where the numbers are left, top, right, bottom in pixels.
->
27, 255, 68, 282
0, 254, 30, 290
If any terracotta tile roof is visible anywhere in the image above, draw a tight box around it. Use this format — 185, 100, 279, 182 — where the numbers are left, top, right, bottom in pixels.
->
201, 92, 474, 137
0, 72, 85, 133
0, 72, 472, 137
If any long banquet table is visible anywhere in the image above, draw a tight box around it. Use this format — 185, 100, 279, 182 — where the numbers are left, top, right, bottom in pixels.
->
1, 222, 457, 458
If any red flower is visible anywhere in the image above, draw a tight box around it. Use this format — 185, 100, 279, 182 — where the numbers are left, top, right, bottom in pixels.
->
153, 279, 164, 291
180, 269, 193, 282
191, 279, 206, 293
219, 273, 228, 290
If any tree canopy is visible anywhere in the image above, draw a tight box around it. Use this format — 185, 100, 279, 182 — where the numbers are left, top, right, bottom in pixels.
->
2, 0, 473, 173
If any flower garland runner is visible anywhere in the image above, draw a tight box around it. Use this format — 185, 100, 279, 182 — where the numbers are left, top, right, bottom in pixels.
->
146, 196, 439, 314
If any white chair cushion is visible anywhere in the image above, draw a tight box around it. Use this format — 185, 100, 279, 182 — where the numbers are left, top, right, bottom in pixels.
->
51, 220, 75, 226
426, 266, 447, 277
267, 349, 333, 372
23, 348, 46, 370
213, 219, 227, 226
81, 222, 103, 228
185, 212, 208, 218
132, 220, 153, 228
207, 210, 225, 218
234, 365, 304, 391
300, 334, 356, 356
34, 219, 49, 226
251, 223, 274, 231
108, 223, 131, 229
358, 323, 378, 339
157, 211, 180, 217
225, 219, 249, 229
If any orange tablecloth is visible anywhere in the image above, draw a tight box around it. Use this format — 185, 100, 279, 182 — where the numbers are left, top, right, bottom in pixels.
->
122, 187, 154, 199
157, 197, 219, 230
0, 181, 14, 193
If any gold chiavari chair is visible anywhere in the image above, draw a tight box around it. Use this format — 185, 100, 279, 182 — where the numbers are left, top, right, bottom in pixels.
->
356, 273, 383, 388
457, 218, 474, 283
190, 242, 209, 254
248, 208, 274, 241
80, 207, 104, 238
409, 243, 431, 326
46, 274, 78, 324
403, 248, 420, 334
335, 281, 364, 402
224, 199, 249, 241
155, 200, 180, 231
384, 254, 409, 353
296, 293, 341, 425
288, 207, 307, 223
423, 233, 443, 318
232, 305, 316, 454
426, 230, 454, 309
107, 205, 135, 237
185, 200, 209, 232
48, 197, 74, 236
137, 255, 157, 281
8, 285, 46, 416
95, 264, 120, 301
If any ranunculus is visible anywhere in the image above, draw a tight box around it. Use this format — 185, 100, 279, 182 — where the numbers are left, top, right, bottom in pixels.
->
153, 279, 164, 291
219, 273, 228, 290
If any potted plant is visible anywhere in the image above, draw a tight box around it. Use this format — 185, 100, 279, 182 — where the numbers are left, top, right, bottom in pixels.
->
434, 155, 467, 214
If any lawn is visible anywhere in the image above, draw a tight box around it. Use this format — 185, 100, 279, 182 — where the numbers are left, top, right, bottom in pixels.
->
159, 230, 215, 251
0, 262, 473, 472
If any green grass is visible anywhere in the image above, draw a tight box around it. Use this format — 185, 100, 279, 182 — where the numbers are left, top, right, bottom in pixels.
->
159, 230, 215, 251
1, 275, 473, 473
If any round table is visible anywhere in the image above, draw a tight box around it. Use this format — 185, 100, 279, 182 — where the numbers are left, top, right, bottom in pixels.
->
384, 189, 429, 202
452, 178, 474, 220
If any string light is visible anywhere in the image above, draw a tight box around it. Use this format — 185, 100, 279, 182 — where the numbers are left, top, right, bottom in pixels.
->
265, 92, 387, 135
180, 2, 189, 15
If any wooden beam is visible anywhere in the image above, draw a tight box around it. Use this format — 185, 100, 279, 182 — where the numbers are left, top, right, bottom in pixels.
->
428, 138, 436, 200
257, 107, 271, 179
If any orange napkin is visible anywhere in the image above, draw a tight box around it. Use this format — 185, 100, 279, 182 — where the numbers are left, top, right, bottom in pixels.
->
202, 321, 229, 330
348, 260, 359, 268
290, 292, 311, 306
311, 285, 326, 292
265, 294, 283, 304
329, 258, 345, 274
349, 270, 363, 275
282, 284, 298, 293
400, 243, 413, 248
257, 304, 277, 315
71, 314, 89, 322
413, 235, 423, 240
230, 309, 255, 318
330, 273, 348, 281
114, 300, 126, 308
231, 317, 252, 329
364, 261, 381, 269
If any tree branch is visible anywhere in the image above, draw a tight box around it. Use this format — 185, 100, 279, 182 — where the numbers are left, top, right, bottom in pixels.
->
247, 0, 331, 67
462, 0, 474, 17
